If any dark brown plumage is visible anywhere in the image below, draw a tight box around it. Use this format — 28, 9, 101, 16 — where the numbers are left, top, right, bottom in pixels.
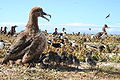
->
52, 28, 58, 36
2, 6, 51, 64
0, 27, 3, 33
2, 26, 7, 34
7, 25, 17, 36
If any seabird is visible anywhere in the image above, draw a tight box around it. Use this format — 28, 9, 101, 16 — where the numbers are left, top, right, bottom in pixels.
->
95, 24, 109, 40
90, 45, 105, 52
0, 27, 3, 33
86, 51, 97, 67
105, 14, 110, 19
2, 6, 51, 64
2, 26, 7, 34
7, 25, 18, 36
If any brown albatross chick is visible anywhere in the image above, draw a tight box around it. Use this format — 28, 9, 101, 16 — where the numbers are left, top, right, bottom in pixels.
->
2, 6, 51, 64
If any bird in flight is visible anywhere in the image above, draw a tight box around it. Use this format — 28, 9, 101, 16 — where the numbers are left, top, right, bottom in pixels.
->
105, 14, 110, 19
89, 28, 91, 30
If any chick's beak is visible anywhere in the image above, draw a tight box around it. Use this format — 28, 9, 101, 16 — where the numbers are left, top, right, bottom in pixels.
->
41, 12, 51, 21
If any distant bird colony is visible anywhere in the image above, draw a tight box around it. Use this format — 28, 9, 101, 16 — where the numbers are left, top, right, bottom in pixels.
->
0, 6, 114, 69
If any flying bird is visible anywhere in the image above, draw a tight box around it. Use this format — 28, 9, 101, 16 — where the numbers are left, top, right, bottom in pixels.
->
2, 6, 51, 64
105, 14, 110, 19
89, 28, 91, 30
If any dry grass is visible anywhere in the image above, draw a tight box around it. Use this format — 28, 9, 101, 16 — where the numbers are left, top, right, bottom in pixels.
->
0, 34, 120, 80
0, 63, 120, 80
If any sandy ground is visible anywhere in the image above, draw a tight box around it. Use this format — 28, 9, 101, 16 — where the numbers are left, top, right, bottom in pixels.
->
0, 58, 120, 80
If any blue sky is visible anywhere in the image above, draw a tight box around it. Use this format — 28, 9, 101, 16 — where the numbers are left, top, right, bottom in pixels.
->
0, 0, 120, 34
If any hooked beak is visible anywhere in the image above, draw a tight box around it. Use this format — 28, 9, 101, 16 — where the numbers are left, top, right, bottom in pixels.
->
41, 12, 51, 21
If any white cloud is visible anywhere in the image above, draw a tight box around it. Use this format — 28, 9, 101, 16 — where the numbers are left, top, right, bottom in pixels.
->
0, 22, 119, 28
0, 22, 26, 26
0, 22, 119, 34
110, 23, 120, 28
39, 23, 101, 27
59, 23, 101, 27
0, 22, 56, 26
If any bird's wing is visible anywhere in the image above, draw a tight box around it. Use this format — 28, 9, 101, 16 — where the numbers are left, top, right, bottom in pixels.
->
105, 14, 110, 19
2, 33, 33, 64
96, 32, 103, 38
8, 33, 32, 54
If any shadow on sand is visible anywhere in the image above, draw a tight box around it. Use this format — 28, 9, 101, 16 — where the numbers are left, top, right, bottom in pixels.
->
41, 64, 120, 75
0, 61, 120, 75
